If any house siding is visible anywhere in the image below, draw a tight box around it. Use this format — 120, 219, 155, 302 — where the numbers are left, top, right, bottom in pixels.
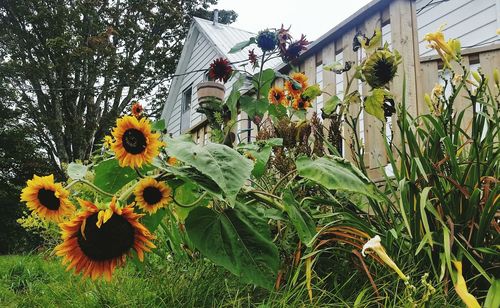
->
167, 33, 220, 136
416, 0, 498, 57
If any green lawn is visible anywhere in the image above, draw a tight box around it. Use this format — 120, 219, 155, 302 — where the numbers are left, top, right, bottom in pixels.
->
0, 254, 460, 307
0, 254, 262, 307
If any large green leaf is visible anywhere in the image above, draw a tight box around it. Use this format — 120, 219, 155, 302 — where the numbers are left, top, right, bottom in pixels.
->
239, 96, 268, 119
185, 205, 279, 289
283, 190, 316, 246
165, 135, 253, 205
485, 279, 500, 308
295, 156, 380, 200
321, 95, 340, 117
93, 158, 138, 194
225, 74, 245, 120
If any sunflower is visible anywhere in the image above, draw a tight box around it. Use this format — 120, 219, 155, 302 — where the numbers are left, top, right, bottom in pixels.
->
285, 72, 308, 97
131, 102, 144, 118
362, 49, 401, 88
167, 156, 178, 165
292, 97, 312, 110
111, 115, 164, 169
103, 135, 113, 148
54, 198, 155, 281
256, 29, 278, 52
268, 86, 286, 105
208, 58, 233, 83
134, 178, 172, 214
20, 174, 75, 222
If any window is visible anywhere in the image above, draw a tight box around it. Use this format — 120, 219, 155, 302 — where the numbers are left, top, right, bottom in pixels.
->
381, 19, 391, 50
316, 62, 324, 116
335, 50, 344, 99
180, 86, 192, 132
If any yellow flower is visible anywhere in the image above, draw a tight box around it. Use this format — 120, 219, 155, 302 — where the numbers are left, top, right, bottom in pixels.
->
20, 174, 75, 222
424, 26, 460, 67
134, 178, 172, 214
285, 72, 308, 97
452, 74, 463, 86
103, 135, 113, 148
111, 115, 164, 169
167, 156, 178, 166
432, 84, 444, 98
453, 261, 480, 308
362, 235, 408, 281
268, 86, 287, 106
54, 198, 155, 281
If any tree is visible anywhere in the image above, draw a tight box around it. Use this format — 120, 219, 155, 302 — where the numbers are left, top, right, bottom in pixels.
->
0, 0, 236, 176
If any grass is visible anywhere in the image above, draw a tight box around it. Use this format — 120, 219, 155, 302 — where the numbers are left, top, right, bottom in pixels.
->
0, 253, 460, 307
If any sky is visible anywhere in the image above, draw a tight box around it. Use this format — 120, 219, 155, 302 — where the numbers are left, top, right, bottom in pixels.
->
213, 0, 373, 41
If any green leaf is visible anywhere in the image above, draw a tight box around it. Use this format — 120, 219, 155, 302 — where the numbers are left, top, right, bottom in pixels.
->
225, 74, 245, 120
141, 207, 168, 232
268, 103, 288, 121
364, 88, 387, 121
173, 181, 209, 221
165, 135, 253, 205
151, 119, 165, 131
324, 61, 344, 72
252, 68, 275, 98
485, 279, 500, 308
240, 96, 268, 119
185, 205, 279, 289
283, 190, 316, 246
237, 138, 282, 178
321, 95, 340, 116
67, 162, 88, 180
295, 156, 381, 200
229, 37, 256, 54
93, 159, 138, 194
301, 84, 322, 101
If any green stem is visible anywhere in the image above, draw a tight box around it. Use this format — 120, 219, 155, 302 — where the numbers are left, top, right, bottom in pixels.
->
65, 179, 114, 197
173, 192, 209, 208
246, 189, 284, 211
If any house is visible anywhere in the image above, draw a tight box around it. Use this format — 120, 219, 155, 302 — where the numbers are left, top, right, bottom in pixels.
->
160, 14, 281, 144
162, 0, 499, 175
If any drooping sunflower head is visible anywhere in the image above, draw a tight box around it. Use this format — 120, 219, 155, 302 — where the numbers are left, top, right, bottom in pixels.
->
111, 115, 164, 169
131, 102, 144, 118
55, 198, 155, 281
20, 174, 75, 222
134, 178, 172, 214
285, 72, 308, 97
268, 86, 286, 106
281, 35, 309, 62
256, 29, 278, 52
362, 49, 401, 88
208, 57, 233, 83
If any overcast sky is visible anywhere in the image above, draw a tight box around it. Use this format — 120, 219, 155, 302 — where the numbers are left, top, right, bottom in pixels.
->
213, 0, 372, 41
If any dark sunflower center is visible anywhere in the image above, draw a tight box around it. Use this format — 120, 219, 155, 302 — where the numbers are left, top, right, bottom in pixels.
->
37, 189, 60, 210
142, 186, 163, 205
274, 92, 281, 100
373, 58, 394, 84
298, 100, 305, 108
77, 213, 135, 261
122, 128, 147, 154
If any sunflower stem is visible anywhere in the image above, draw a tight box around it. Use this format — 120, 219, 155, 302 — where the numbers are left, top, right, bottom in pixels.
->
65, 179, 114, 197
172, 192, 208, 208
118, 181, 140, 203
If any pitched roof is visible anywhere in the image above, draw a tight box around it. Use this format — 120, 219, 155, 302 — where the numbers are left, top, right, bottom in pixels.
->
193, 17, 282, 69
